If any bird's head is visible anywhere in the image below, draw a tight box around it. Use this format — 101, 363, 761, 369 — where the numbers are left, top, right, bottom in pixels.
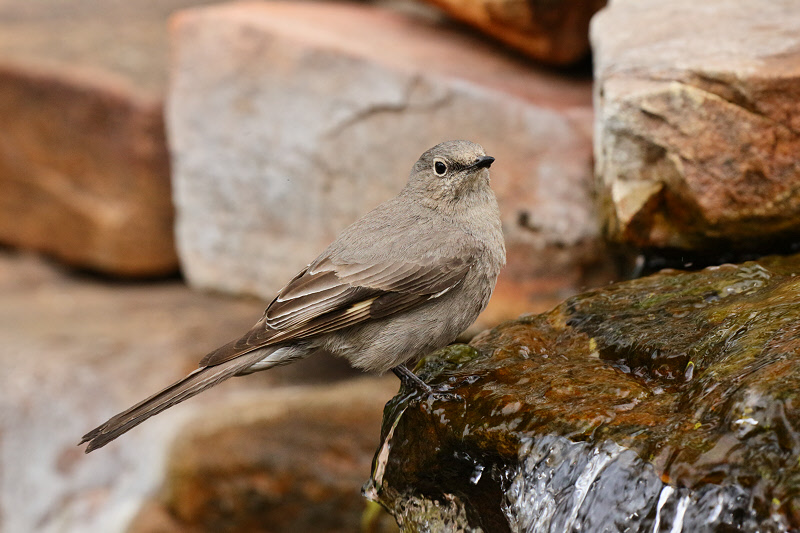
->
406, 140, 495, 204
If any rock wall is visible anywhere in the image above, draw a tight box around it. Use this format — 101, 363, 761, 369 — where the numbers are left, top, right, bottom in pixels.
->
5, 0, 800, 531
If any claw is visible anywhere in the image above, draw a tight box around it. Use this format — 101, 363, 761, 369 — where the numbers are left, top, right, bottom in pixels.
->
391, 364, 462, 402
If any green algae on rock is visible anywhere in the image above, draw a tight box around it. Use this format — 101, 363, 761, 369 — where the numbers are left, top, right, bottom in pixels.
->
365, 254, 800, 532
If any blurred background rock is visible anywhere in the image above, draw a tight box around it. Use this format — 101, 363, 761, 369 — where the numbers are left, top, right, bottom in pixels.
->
1, 0, 798, 531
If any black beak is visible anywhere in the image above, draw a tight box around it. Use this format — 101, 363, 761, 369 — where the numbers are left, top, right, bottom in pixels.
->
472, 156, 495, 169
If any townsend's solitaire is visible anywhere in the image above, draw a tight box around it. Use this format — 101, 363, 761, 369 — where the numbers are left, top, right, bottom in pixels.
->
81, 140, 505, 452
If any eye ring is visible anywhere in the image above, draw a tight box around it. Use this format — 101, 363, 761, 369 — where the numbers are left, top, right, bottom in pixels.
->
433, 159, 448, 176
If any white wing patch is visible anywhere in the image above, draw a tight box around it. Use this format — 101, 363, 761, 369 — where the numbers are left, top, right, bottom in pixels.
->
431, 286, 454, 299
347, 297, 378, 314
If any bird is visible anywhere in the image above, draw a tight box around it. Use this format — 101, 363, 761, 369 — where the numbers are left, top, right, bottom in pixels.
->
80, 140, 505, 452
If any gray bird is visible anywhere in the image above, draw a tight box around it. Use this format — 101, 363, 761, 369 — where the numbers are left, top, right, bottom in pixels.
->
81, 140, 505, 452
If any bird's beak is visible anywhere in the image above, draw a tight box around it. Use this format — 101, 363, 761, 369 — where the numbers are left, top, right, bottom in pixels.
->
471, 156, 495, 170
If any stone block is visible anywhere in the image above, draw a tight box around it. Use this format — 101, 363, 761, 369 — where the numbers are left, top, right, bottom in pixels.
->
420, 0, 606, 65
127, 378, 397, 533
0, 0, 226, 275
0, 64, 176, 276
169, 1, 610, 325
592, 0, 800, 252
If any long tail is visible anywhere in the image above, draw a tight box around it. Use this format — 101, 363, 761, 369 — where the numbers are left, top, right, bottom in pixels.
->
80, 350, 267, 453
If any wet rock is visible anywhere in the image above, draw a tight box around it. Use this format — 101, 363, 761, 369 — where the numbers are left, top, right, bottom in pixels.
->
0, 0, 224, 275
367, 254, 800, 531
128, 379, 399, 533
591, 0, 800, 253
419, 0, 606, 65
169, 1, 611, 326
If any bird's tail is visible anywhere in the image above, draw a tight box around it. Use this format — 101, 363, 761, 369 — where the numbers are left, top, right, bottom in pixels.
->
80, 350, 267, 453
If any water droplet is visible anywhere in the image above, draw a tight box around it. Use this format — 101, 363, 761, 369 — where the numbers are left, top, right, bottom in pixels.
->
470, 464, 484, 484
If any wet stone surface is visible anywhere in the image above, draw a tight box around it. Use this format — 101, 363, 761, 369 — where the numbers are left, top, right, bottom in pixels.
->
366, 254, 800, 532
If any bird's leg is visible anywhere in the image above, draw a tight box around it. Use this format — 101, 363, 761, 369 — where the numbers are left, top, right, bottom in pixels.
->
392, 364, 462, 402
392, 364, 433, 394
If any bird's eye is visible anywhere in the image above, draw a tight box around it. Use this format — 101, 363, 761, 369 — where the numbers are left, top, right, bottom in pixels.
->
434, 160, 447, 176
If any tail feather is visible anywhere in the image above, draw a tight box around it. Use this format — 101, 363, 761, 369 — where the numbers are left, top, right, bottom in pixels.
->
80, 351, 266, 453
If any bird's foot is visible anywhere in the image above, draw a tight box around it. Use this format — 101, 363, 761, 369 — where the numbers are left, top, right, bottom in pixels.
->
391, 364, 462, 402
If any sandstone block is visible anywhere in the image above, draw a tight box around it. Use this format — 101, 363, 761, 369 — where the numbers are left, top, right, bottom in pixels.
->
592, 0, 800, 252
0, 0, 224, 276
169, 1, 610, 324
420, 0, 606, 65
0, 64, 176, 276
128, 378, 398, 533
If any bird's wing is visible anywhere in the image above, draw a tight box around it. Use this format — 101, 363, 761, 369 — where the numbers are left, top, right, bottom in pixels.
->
198, 255, 473, 367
